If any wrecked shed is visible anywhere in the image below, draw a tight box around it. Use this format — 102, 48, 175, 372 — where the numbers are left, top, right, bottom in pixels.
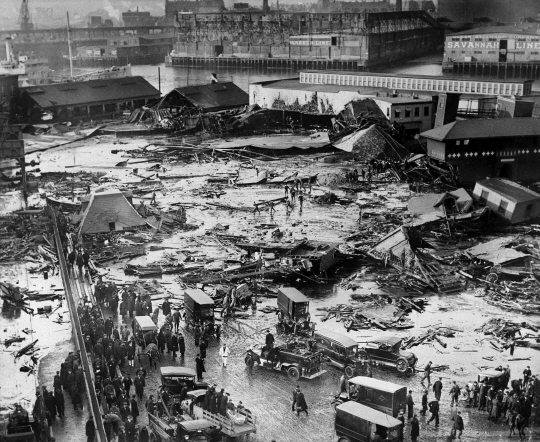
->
472, 178, 540, 224
79, 189, 146, 234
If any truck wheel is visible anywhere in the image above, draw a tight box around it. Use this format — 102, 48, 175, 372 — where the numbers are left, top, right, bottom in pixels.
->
287, 366, 300, 381
358, 350, 368, 361
244, 355, 251, 365
396, 358, 408, 373
344, 365, 355, 378
331, 399, 343, 413
337, 437, 351, 442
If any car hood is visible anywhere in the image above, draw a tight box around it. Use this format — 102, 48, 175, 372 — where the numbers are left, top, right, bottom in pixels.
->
400, 350, 416, 361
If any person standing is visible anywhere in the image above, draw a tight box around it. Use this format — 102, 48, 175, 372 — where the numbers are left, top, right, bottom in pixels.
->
433, 377, 443, 401
265, 330, 275, 350
125, 415, 136, 442
422, 361, 433, 385
406, 390, 415, 420
247, 352, 255, 376
293, 386, 308, 417
509, 339, 516, 356
450, 381, 461, 407
178, 334, 185, 358
130, 395, 139, 423
55, 387, 65, 419
339, 374, 347, 394
195, 354, 205, 381
420, 390, 428, 416
410, 414, 420, 442
523, 366, 531, 384
427, 399, 439, 426
452, 410, 464, 439
134, 373, 145, 400
171, 333, 179, 360
219, 344, 230, 368
199, 338, 207, 359
173, 310, 181, 333
86, 416, 95, 442
162, 298, 171, 317
298, 192, 304, 211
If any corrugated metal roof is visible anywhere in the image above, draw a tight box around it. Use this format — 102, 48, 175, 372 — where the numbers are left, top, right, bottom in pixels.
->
476, 178, 540, 203
24, 76, 160, 109
420, 118, 540, 141
79, 189, 146, 234
450, 26, 540, 36
174, 82, 248, 111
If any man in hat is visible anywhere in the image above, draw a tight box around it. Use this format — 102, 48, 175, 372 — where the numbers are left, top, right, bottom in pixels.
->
86, 415, 95, 442
219, 343, 230, 368
265, 330, 274, 350
406, 390, 415, 420
293, 386, 308, 417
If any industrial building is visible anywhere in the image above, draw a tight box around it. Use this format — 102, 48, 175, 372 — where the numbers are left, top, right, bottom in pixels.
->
444, 26, 540, 64
436, 0, 539, 25
20, 76, 160, 123
168, 10, 443, 69
420, 118, 540, 185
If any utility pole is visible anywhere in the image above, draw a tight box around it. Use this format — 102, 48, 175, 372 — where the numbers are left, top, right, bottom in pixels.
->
67, 12, 74, 79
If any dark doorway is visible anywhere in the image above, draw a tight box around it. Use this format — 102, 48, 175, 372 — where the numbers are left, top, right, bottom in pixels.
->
499, 163, 513, 179
499, 40, 507, 62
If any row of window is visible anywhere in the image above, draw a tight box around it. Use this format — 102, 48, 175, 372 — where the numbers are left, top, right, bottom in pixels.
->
387, 106, 430, 118
450, 36, 539, 42
299, 73, 528, 95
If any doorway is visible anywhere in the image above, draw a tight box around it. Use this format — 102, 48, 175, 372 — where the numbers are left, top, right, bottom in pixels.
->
499, 40, 507, 62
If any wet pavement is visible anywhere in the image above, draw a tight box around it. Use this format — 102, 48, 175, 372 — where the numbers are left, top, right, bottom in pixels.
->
1, 135, 540, 441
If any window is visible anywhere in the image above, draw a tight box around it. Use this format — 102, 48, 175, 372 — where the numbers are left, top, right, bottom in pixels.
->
424, 106, 430, 116
394, 109, 401, 118
109, 222, 116, 231
386, 108, 390, 117
414, 107, 420, 117
480, 190, 489, 204
474, 51, 482, 54
498, 200, 508, 214
532, 52, 539, 55
488, 51, 497, 54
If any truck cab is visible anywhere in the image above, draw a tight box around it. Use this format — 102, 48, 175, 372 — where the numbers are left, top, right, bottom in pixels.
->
184, 289, 215, 326
333, 376, 406, 418
335, 401, 403, 442
160, 367, 207, 396
133, 315, 157, 347
478, 369, 508, 391
313, 328, 364, 377
277, 287, 310, 322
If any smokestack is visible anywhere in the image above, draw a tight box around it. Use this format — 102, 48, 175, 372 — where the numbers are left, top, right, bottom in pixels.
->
395, 0, 402, 11
5, 37, 15, 64
263, 0, 269, 14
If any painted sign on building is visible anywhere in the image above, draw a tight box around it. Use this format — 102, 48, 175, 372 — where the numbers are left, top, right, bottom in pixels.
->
516, 42, 540, 50
446, 42, 499, 49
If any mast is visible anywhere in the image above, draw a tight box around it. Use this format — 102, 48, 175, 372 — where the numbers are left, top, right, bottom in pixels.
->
67, 12, 73, 79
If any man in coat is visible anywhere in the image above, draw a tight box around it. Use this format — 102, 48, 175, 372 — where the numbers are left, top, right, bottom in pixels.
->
420, 389, 428, 416
162, 298, 171, 317
171, 333, 179, 360
130, 395, 139, 423
427, 399, 439, 426
433, 377, 443, 401
134, 373, 145, 400
452, 410, 464, 439
265, 330, 275, 349
293, 386, 308, 417
219, 393, 229, 416
124, 415, 136, 442
86, 416, 95, 442
406, 390, 415, 420
178, 334, 186, 358
410, 414, 420, 442
195, 354, 205, 381
219, 343, 230, 368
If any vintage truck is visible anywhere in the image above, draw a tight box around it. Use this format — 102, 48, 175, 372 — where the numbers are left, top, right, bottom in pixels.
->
313, 328, 367, 377
180, 389, 257, 439
358, 337, 417, 374
147, 412, 215, 442
0, 405, 35, 442
159, 366, 208, 396
245, 341, 326, 381
335, 401, 403, 442
331, 376, 407, 418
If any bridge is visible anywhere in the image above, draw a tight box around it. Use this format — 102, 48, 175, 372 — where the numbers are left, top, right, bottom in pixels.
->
299, 71, 534, 96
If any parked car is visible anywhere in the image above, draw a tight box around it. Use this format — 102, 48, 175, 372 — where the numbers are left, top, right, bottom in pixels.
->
332, 376, 407, 418
335, 401, 403, 442
358, 337, 417, 373
313, 328, 365, 377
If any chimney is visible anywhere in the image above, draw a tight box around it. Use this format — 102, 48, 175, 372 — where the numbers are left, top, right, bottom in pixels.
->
263, 0, 269, 14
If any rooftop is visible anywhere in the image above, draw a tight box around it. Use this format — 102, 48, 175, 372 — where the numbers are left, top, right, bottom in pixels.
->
450, 26, 540, 37
420, 118, 540, 141
476, 178, 540, 203
374, 96, 433, 104
24, 76, 160, 109
173, 81, 248, 111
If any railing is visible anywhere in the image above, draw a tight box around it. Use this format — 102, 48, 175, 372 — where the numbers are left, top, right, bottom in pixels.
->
46, 206, 107, 442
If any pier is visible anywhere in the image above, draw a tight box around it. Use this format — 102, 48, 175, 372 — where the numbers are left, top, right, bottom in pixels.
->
443, 61, 540, 80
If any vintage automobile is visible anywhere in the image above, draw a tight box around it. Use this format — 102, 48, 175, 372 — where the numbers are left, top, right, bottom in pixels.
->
332, 376, 407, 418
313, 328, 367, 378
180, 389, 257, 438
0, 404, 35, 442
160, 367, 208, 396
245, 341, 326, 381
133, 315, 158, 347
358, 337, 417, 373
478, 369, 509, 391
184, 289, 215, 327
147, 412, 216, 442
335, 401, 403, 442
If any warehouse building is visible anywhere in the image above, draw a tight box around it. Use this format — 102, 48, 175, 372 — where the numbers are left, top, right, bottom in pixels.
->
444, 26, 540, 64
